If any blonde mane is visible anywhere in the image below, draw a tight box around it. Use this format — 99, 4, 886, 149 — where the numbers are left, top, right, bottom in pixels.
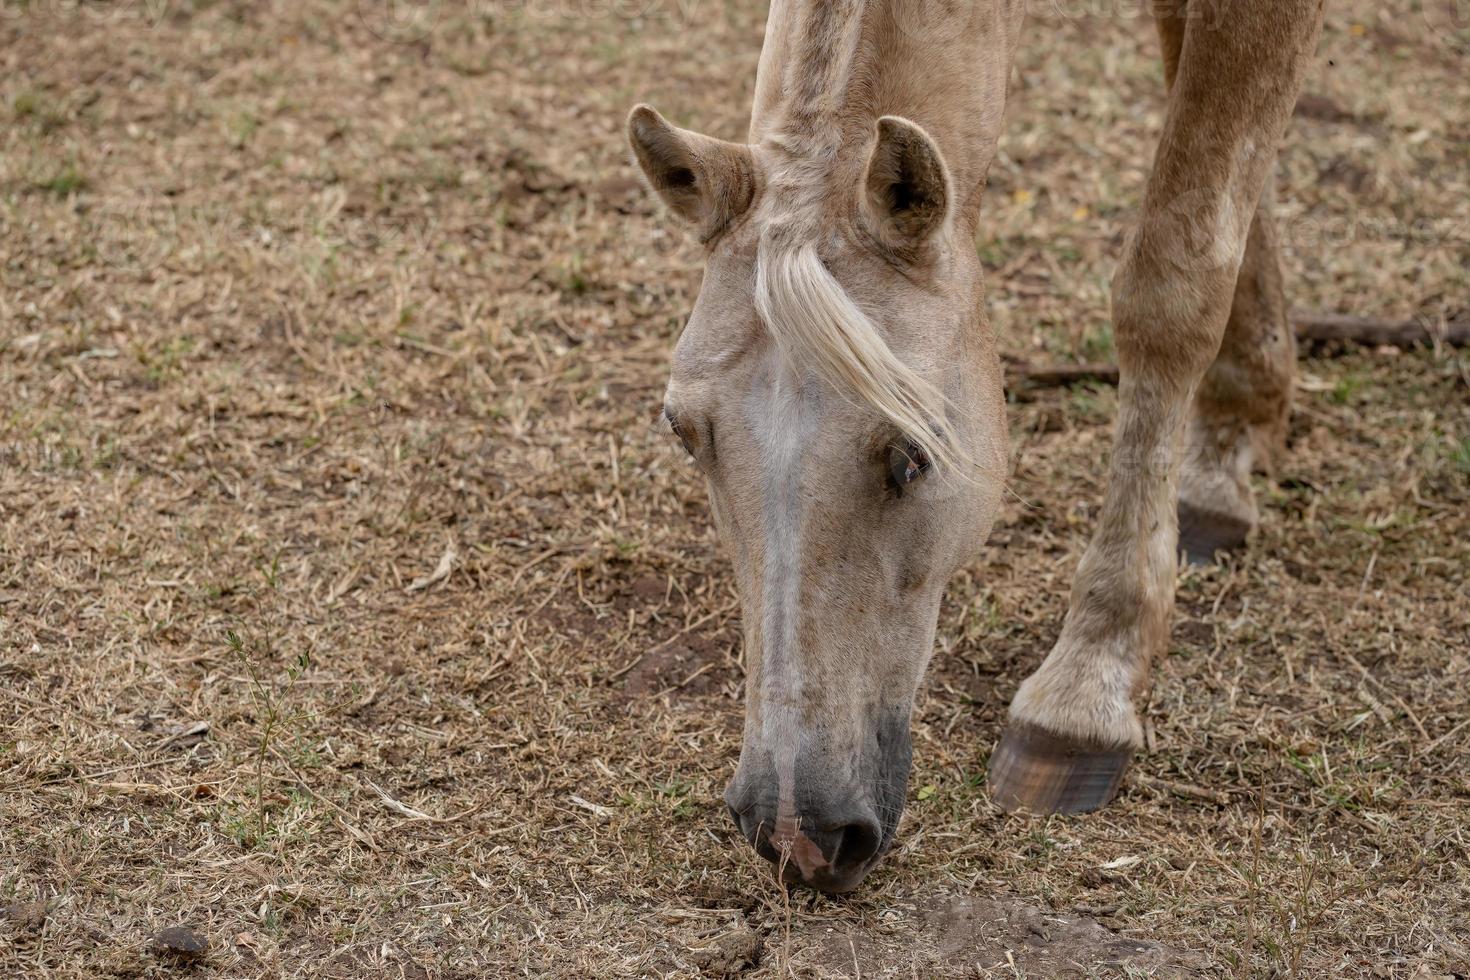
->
752, 236, 967, 474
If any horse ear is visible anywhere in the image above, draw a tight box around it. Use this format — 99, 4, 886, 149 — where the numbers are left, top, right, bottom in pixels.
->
627, 105, 756, 242
861, 116, 952, 245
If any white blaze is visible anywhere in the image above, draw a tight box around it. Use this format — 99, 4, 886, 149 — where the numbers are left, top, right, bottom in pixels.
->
745, 351, 816, 826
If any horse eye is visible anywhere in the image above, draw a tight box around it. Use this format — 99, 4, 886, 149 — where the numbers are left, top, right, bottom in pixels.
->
664, 408, 695, 458
887, 441, 930, 491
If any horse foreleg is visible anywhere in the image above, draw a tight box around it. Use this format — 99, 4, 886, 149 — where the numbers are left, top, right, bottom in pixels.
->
989, 0, 1325, 813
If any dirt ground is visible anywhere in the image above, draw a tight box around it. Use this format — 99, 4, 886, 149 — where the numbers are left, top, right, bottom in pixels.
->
2, 0, 1468, 976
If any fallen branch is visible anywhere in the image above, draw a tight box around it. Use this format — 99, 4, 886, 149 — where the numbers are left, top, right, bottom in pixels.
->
1005, 361, 1119, 386
1292, 311, 1469, 348
1005, 311, 1467, 390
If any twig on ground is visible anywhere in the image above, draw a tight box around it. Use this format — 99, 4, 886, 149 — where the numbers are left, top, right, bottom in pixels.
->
1004, 311, 1468, 390
405, 539, 457, 593
364, 779, 482, 824
569, 795, 613, 819
1134, 774, 1232, 807
1343, 653, 1430, 741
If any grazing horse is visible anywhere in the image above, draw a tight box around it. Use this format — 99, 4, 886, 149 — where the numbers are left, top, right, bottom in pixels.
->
626, 0, 1325, 892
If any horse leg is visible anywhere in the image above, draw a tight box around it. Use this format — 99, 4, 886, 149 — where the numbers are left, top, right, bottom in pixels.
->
1177, 179, 1295, 562
1153, 5, 1299, 564
989, 0, 1324, 813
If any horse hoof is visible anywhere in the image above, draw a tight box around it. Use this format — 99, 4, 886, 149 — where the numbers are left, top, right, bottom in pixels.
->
1176, 499, 1251, 566
987, 723, 1132, 815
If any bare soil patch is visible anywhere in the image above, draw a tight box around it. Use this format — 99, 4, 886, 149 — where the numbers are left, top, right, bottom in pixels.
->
787, 894, 1202, 977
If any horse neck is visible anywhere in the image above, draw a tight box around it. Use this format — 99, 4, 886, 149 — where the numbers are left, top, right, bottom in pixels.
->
748, 0, 1024, 226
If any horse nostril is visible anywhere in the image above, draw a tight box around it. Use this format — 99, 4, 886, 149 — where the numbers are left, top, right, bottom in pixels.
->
729, 804, 780, 862
828, 817, 883, 876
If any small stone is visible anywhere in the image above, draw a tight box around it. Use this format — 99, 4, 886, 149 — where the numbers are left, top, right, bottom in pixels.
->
155, 925, 209, 961
6, 900, 47, 932
690, 927, 763, 977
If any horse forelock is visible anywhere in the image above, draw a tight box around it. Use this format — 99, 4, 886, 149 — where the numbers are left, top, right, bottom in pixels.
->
751, 230, 967, 474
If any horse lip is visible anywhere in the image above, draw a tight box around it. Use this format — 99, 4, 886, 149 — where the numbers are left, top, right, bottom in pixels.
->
770, 816, 831, 880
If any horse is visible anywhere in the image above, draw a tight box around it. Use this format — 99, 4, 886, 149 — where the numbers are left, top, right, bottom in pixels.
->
625, 0, 1325, 893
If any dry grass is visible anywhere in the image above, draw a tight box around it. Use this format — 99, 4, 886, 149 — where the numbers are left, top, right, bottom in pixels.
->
2, 0, 1468, 976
